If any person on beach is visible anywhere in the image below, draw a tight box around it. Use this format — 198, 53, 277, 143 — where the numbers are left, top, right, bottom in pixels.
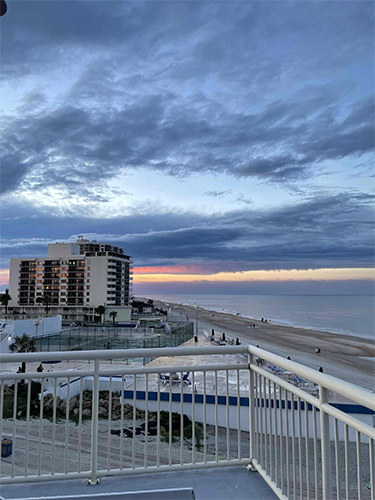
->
315, 348, 321, 355
319, 367, 324, 373
36, 363, 44, 372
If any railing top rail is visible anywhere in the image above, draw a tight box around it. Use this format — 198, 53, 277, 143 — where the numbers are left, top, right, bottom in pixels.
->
0, 344, 249, 363
0, 362, 249, 381
248, 345, 375, 411
0, 344, 373, 410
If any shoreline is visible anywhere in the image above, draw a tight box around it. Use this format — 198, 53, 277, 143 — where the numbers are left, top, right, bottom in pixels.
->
153, 296, 373, 341
153, 299, 375, 391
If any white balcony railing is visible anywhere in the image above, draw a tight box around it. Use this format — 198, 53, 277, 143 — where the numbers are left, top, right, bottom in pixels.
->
0, 345, 374, 500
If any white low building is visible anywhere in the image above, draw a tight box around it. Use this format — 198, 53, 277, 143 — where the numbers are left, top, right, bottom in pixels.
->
0, 316, 62, 353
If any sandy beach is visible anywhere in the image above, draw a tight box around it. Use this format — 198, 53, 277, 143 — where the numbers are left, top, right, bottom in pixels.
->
154, 300, 375, 391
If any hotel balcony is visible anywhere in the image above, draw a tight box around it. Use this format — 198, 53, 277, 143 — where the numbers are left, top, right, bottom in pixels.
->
0, 345, 374, 500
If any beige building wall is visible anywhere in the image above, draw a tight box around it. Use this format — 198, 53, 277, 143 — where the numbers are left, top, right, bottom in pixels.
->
87, 256, 109, 307
8, 259, 21, 306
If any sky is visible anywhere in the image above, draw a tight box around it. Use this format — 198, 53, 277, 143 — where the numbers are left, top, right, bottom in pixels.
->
0, 0, 374, 295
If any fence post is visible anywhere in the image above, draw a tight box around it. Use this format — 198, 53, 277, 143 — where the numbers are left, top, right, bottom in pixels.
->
248, 351, 256, 471
320, 386, 331, 499
88, 359, 100, 484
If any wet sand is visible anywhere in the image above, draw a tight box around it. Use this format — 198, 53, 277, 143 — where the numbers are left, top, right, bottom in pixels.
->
155, 300, 375, 391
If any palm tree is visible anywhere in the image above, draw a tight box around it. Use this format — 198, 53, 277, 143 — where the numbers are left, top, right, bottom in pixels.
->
36, 295, 50, 315
109, 311, 118, 325
94, 305, 105, 323
0, 288, 12, 316
9, 334, 36, 374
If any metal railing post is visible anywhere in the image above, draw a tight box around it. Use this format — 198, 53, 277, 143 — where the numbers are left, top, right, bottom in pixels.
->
320, 386, 332, 499
248, 351, 257, 471
88, 359, 100, 485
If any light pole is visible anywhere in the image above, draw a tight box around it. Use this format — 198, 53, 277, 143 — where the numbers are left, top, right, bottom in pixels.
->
195, 303, 198, 336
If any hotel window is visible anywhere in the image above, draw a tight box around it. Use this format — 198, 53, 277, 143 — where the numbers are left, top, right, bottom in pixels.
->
61, 273, 67, 277
61, 286, 66, 290
87, 266, 91, 270
37, 280, 43, 284
37, 267, 43, 272
37, 273, 43, 278
87, 260, 90, 264
87, 279, 90, 283
87, 273, 90, 277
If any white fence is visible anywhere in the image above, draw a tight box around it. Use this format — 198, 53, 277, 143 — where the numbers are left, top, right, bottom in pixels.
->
0, 345, 374, 500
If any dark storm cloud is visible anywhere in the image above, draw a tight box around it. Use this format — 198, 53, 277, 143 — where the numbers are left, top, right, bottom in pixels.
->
1, 194, 373, 271
1, 1, 374, 195
1, 93, 373, 195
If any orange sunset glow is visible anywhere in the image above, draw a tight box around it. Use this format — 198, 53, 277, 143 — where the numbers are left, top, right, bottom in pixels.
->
133, 267, 375, 283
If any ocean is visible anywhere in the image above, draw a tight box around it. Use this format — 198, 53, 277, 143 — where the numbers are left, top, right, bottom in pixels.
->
148, 294, 375, 341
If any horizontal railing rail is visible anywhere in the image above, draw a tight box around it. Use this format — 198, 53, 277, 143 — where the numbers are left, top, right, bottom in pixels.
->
0, 345, 374, 500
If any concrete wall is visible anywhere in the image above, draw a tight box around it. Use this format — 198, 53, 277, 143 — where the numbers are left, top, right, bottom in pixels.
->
104, 306, 132, 323
0, 316, 62, 353
13, 316, 62, 338
47, 243, 80, 257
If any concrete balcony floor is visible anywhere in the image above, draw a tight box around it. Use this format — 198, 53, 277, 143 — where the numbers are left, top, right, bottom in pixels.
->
0, 466, 277, 500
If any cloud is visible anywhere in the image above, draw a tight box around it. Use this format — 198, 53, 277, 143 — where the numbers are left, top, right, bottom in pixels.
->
1, 93, 373, 197
236, 194, 253, 205
202, 190, 232, 198
0, 2, 373, 198
0, 1, 373, 285
1, 193, 373, 272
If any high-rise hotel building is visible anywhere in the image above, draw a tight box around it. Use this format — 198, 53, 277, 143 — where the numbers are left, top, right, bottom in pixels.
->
8, 237, 133, 309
